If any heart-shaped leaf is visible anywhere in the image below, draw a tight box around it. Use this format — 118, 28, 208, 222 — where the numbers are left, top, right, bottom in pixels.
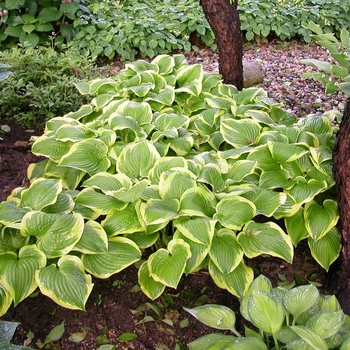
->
214, 196, 256, 230
19, 178, 62, 211
285, 208, 310, 246
304, 199, 339, 240
138, 261, 165, 300
209, 260, 253, 298
148, 239, 191, 288
0, 245, 46, 306
308, 227, 341, 271
140, 198, 180, 225
82, 237, 141, 278
21, 211, 84, 259
174, 216, 216, 245
36, 255, 93, 310
238, 221, 294, 263
221, 119, 261, 147
209, 228, 244, 274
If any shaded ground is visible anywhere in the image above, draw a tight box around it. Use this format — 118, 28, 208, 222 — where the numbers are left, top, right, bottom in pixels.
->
0, 40, 340, 349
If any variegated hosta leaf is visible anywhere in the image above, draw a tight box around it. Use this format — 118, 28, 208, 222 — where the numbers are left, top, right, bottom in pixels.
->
159, 169, 197, 200
306, 310, 345, 339
0, 245, 46, 306
165, 132, 194, 156
240, 275, 273, 322
259, 169, 293, 190
227, 160, 257, 183
108, 114, 142, 138
82, 237, 141, 278
36, 255, 93, 310
59, 138, 111, 176
127, 231, 159, 249
152, 54, 175, 75
285, 208, 310, 246
198, 163, 226, 192
180, 186, 217, 217
0, 201, 27, 225
148, 157, 187, 184
42, 193, 75, 214
248, 290, 285, 336
145, 86, 175, 107
19, 178, 62, 211
287, 178, 327, 205
173, 230, 209, 274
273, 193, 302, 219
175, 64, 203, 96
289, 326, 328, 350
73, 221, 108, 254
244, 110, 277, 127
283, 284, 319, 320
237, 221, 294, 263
247, 144, 281, 171
303, 115, 333, 145
309, 147, 333, 177
267, 142, 308, 163
117, 141, 160, 179
138, 261, 165, 300
101, 205, 144, 236
242, 187, 287, 217
209, 228, 244, 274
184, 304, 237, 331
154, 112, 189, 131
32, 135, 72, 162
140, 198, 180, 225
148, 238, 191, 288
209, 260, 254, 298
308, 227, 341, 271
174, 216, 216, 245
118, 100, 153, 125
75, 188, 126, 215
55, 123, 97, 142
0, 285, 12, 316
205, 96, 233, 111
20, 211, 84, 259
220, 118, 262, 148
0, 225, 30, 253
214, 196, 256, 230
304, 199, 339, 241
44, 159, 85, 190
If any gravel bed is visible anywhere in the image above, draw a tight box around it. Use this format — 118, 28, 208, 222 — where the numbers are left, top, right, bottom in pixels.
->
184, 39, 346, 118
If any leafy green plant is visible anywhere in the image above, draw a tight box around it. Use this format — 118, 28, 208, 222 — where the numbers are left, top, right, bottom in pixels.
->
0, 44, 103, 127
185, 275, 350, 349
0, 320, 32, 349
301, 21, 350, 96
0, 54, 341, 314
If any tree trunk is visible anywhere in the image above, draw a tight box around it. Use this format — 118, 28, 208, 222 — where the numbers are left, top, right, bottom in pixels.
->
200, 0, 244, 90
332, 98, 350, 314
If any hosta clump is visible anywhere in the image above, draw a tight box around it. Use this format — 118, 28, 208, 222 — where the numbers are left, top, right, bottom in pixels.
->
0, 54, 341, 314
186, 275, 350, 349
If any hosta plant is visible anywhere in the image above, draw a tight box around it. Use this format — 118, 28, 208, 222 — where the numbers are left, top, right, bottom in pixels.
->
186, 275, 350, 350
0, 54, 341, 314
301, 21, 350, 96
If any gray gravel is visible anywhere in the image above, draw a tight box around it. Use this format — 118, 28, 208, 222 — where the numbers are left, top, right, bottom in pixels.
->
184, 39, 346, 118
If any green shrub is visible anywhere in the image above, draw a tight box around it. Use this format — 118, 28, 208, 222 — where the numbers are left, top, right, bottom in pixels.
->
0, 44, 103, 127
301, 21, 350, 97
186, 275, 350, 349
0, 54, 341, 314
1, 0, 350, 61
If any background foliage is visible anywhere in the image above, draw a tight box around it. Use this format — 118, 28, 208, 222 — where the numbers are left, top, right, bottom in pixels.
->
0, 0, 349, 61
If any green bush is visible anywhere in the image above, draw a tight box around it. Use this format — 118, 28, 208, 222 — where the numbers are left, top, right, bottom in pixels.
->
186, 275, 350, 349
0, 0, 349, 61
0, 44, 103, 127
0, 54, 341, 314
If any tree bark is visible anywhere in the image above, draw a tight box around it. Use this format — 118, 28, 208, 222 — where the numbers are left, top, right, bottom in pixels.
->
200, 0, 244, 90
332, 98, 350, 314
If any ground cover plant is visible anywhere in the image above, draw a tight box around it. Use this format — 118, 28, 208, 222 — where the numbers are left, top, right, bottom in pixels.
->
0, 53, 342, 319
0, 0, 349, 61
186, 275, 350, 349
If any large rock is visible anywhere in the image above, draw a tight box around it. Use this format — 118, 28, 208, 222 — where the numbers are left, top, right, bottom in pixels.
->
243, 60, 264, 88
